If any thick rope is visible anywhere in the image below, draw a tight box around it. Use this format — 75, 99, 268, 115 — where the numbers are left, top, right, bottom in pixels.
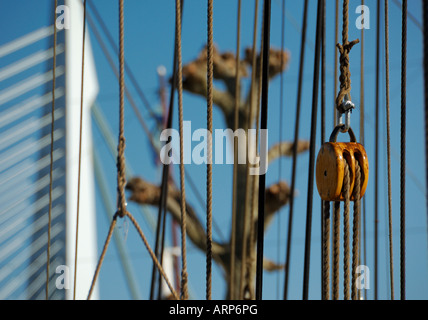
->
175, 0, 188, 300
87, 213, 118, 300
88, 0, 179, 301
87, 211, 179, 300
335, 0, 359, 111
73, 0, 87, 300
46, 0, 58, 300
352, 161, 361, 300
206, 0, 214, 301
332, 201, 340, 300
400, 0, 407, 301
384, 0, 395, 300
343, 161, 351, 300
333, 0, 339, 125
126, 212, 179, 300
323, 200, 330, 300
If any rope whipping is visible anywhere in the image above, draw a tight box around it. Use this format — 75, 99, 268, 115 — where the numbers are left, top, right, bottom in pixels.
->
206, 0, 214, 301
46, 0, 58, 300
255, 0, 271, 301
73, 0, 87, 300
335, 0, 359, 112
302, 0, 323, 300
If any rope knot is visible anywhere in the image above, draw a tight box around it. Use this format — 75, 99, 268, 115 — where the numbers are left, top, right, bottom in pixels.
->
335, 39, 359, 110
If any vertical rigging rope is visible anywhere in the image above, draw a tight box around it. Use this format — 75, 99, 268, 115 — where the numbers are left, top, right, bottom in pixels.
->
374, 0, 380, 300
230, 0, 241, 300
334, 0, 339, 126
241, 0, 260, 300
255, 0, 271, 301
46, 0, 58, 300
400, 0, 407, 301
277, 0, 286, 300
153, 0, 184, 301
88, 0, 179, 301
384, 0, 395, 300
332, 201, 340, 300
360, 0, 367, 301
175, 0, 188, 300
73, 0, 87, 300
352, 161, 362, 300
302, 0, 323, 300
206, 0, 214, 301
283, 0, 308, 300
343, 161, 350, 300
323, 201, 330, 300
320, 0, 326, 300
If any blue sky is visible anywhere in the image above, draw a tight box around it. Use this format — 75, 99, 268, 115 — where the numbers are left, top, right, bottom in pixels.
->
1, 0, 427, 300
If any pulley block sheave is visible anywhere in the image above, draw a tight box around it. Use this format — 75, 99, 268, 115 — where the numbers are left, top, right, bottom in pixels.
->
316, 126, 369, 201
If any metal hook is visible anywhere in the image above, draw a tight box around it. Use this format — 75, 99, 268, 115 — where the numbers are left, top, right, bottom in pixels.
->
336, 94, 355, 133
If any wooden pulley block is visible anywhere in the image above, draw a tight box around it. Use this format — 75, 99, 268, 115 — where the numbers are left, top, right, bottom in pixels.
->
316, 126, 369, 201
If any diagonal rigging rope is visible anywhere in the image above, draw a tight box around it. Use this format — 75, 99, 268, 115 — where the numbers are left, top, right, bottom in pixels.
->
46, 0, 58, 300
73, 0, 87, 300
87, 0, 178, 301
206, 0, 214, 301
